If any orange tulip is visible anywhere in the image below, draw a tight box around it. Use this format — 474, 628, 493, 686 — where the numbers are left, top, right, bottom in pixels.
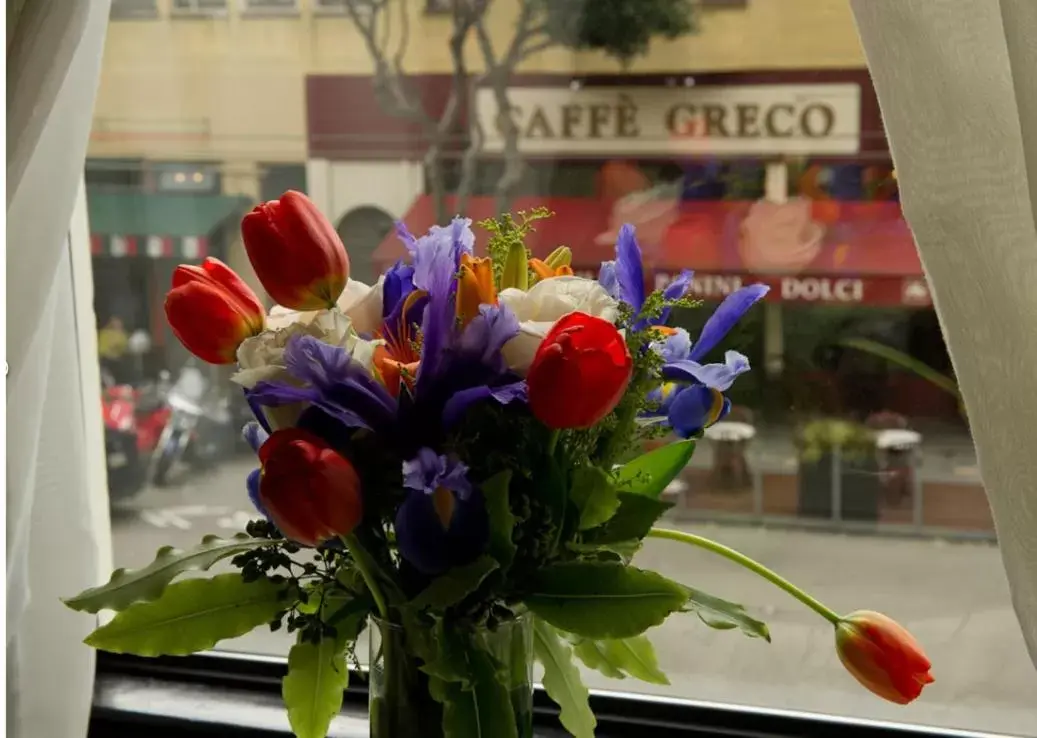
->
455, 252, 496, 327
835, 611, 934, 704
164, 257, 265, 364
257, 428, 363, 547
241, 190, 349, 311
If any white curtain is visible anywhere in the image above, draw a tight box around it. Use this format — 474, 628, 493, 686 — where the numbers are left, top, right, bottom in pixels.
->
850, 0, 1037, 665
7, 1, 113, 736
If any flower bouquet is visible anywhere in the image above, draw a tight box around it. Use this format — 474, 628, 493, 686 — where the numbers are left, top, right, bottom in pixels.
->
66, 192, 933, 738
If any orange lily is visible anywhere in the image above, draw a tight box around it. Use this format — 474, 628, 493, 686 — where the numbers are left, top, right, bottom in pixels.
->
455, 253, 497, 327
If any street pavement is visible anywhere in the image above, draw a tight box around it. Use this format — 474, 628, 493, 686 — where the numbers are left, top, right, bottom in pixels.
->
110, 457, 1037, 737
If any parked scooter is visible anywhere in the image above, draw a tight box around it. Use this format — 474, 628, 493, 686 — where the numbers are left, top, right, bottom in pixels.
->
150, 362, 235, 486
102, 369, 172, 502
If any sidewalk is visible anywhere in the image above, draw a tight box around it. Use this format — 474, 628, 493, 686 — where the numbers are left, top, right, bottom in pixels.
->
676, 423, 992, 536
686, 423, 980, 484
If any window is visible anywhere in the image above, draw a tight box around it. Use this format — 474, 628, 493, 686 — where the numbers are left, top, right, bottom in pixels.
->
110, 0, 159, 19
240, 0, 299, 13
79, 2, 1037, 737
172, 0, 228, 15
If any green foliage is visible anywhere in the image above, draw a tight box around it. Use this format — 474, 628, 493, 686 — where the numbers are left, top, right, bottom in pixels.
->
283, 634, 350, 738
478, 208, 553, 289
569, 634, 669, 685
481, 471, 518, 571
615, 439, 696, 499
839, 337, 960, 398
533, 619, 596, 738
63, 534, 272, 613
525, 563, 688, 639
684, 588, 771, 642
569, 466, 620, 530
584, 493, 673, 544
410, 557, 500, 611
84, 573, 291, 656
439, 647, 518, 738
539, 0, 698, 63
796, 418, 875, 463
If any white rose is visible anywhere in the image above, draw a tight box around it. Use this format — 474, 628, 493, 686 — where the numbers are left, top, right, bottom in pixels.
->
498, 276, 619, 374
232, 309, 378, 390
266, 277, 384, 335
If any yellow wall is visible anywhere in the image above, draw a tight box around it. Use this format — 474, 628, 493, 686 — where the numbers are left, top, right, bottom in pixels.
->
90, 0, 866, 163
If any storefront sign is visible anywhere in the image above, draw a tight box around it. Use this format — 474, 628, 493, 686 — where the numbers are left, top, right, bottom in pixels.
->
653, 272, 930, 307
477, 84, 861, 156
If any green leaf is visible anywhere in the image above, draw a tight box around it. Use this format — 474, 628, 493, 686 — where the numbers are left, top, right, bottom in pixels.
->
684, 588, 770, 642
525, 563, 687, 639
568, 539, 643, 561
839, 338, 960, 397
584, 493, 673, 544
84, 574, 289, 655
533, 618, 595, 738
409, 556, 499, 611
283, 634, 349, 738
440, 648, 518, 738
481, 472, 517, 570
570, 466, 620, 530
63, 534, 271, 613
570, 635, 669, 685
615, 439, 696, 498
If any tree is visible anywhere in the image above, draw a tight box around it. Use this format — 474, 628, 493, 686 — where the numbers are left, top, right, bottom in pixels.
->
344, 0, 699, 221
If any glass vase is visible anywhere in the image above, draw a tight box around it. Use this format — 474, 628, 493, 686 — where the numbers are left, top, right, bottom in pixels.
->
367, 611, 534, 738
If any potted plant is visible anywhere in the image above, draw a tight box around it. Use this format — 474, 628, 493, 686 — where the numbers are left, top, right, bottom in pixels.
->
796, 418, 880, 521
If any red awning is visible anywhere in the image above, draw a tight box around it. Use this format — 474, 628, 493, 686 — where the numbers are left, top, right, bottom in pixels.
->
372, 195, 615, 273
374, 196, 927, 307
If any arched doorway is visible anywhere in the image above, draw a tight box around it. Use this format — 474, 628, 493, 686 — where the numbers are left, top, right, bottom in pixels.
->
335, 206, 395, 284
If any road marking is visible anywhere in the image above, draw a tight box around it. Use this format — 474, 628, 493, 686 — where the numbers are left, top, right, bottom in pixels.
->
139, 504, 234, 530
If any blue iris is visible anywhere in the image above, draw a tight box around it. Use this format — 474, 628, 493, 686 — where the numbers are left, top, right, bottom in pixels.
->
395, 448, 488, 575
598, 224, 693, 330
601, 223, 769, 438
645, 284, 769, 437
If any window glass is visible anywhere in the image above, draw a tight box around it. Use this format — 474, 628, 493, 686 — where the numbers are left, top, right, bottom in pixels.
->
88, 2, 1037, 735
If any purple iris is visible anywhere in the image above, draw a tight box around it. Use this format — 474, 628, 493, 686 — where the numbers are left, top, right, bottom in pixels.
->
395, 449, 488, 575
645, 283, 769, 438
598, 224, 693, 329
249, 219, 526, 456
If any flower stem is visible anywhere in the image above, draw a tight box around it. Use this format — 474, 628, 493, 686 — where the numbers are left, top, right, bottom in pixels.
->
342, 534, 389, 620
647, 527, 841, 624
546, 429, 561, 456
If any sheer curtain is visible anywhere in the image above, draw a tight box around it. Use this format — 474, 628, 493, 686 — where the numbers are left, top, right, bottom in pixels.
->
850, 0, 1037, 665
7, 1, 113, 736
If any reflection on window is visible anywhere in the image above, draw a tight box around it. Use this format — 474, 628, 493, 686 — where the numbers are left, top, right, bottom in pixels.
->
172, 0, 228, 14
87, 2, 1037, 735
241, 0, 299, 12
110, 0, 159, 19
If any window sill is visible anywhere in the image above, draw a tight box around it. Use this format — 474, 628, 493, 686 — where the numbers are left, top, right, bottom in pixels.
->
90, 651, 998, 738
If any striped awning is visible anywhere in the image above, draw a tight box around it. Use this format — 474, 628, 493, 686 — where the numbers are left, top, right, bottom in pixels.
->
90, 233, 209, 259
87, 190, 252, 260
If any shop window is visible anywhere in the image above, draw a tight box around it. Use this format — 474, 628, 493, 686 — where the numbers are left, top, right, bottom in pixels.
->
240, 0, 299, 13
85, 159, 145, 191
150, 162, 221, 194
110, 0, 159, 19
172, 0, 228, 15
259, 164, 307, 202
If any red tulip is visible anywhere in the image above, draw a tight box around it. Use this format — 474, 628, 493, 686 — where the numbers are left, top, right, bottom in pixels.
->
164, 257, 265, 364
257, 428, 363, 547
527, 312, 633, 429
241, 190, 350, 311
835, 611, 934, 704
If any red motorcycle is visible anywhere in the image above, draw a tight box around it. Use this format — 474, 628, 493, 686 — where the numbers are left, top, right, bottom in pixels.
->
102, 373, 171, 502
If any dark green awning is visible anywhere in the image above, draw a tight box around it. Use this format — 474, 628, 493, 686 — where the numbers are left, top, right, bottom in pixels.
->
87, 190, 253, 258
